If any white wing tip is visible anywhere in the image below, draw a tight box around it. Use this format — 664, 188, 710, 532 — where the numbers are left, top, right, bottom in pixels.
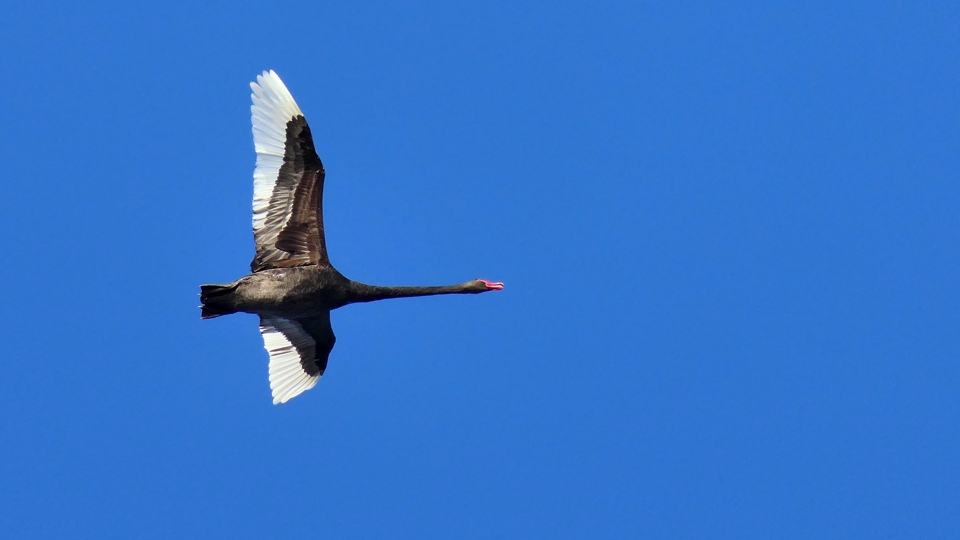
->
250, 69, 303, 118
271, 376, 319, 405
261, 318, 321, 405
255, 69, 280, 88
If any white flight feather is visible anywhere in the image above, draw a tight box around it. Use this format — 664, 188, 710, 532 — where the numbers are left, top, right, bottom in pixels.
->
250, 70, 306, 248
260, 317, 319, 404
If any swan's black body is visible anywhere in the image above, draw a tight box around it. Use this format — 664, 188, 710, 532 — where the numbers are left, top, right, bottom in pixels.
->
200, 71, 502, 404
201, 266, 494, 319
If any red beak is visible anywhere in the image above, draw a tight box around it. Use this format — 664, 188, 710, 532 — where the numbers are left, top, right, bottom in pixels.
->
478, 279, 504, 291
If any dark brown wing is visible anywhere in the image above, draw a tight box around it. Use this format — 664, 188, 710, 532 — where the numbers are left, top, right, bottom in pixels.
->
260, 312, 337, 404
249, 71, 330, 273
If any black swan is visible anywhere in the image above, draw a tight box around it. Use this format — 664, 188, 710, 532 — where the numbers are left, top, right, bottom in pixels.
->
200, 71, 503, 404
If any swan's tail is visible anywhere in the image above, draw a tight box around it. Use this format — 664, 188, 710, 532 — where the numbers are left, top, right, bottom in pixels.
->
199, 283, 240, 319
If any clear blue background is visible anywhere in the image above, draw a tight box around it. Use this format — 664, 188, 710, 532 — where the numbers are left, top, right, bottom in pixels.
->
2, 1, 959, 537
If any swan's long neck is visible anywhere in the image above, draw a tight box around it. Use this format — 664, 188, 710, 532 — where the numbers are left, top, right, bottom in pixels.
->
347, 281, 477, 304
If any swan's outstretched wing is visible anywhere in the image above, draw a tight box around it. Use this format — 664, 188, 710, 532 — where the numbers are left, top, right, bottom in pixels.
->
259, 312, 336, 404
250, 70, 329, 272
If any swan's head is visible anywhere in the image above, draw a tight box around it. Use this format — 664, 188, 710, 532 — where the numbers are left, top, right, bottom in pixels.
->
468, 279, 504, 292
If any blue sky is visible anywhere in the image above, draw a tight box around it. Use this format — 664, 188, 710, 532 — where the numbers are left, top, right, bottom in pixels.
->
3, 1, 960, 537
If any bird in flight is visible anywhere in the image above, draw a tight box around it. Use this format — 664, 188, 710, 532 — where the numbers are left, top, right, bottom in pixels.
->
201, 71, 503, 404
